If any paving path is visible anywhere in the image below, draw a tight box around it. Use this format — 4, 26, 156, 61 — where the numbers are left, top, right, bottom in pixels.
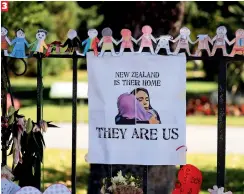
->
43, 123, 244, 154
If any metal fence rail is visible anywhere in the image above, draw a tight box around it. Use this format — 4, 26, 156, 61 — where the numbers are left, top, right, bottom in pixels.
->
1, 53, 244, 194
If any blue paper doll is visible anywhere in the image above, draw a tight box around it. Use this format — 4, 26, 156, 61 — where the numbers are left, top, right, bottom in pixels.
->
80, 29, 99, 56
9, 29, 29, 58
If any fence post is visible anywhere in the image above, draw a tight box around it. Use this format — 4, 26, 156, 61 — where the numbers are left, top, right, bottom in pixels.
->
35, 56, 43, 189
217, 58, 227, 188
1, 55, 8, 166
72, 53, 78, 194
143, 166, 148, 193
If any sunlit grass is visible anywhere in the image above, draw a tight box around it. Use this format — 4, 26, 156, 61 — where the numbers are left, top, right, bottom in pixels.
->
18, 104, 88, 123
10, 70, 213, 94
18, 104, 244, 126
186, 115, 244, 127
7, 149, 244, 194
186, 81, 217, 93
10, 70, 88, 88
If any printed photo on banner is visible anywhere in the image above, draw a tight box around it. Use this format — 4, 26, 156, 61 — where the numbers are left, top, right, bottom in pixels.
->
87, 52, 186, 165
115, 88, 161, 125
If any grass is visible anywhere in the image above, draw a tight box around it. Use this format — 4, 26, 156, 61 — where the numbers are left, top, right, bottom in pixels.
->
10, 70, 88, 88
9, 70, 243, 126
7, 149, 244, 194
18, 103, 244, 126
18, 103, 89, 123
186, 81, 217, 94
186, 115, 244, 126
10, 70, 215, 94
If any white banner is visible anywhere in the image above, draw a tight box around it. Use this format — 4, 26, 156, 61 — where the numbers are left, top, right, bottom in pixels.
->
87, 52, 186, 165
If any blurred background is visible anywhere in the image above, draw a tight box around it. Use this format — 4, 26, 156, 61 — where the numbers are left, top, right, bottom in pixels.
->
2, 1, 244, 194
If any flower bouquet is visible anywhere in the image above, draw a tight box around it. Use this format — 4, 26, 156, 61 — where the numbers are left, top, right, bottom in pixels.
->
101, 171, 143, 194
1, 106, 58, 187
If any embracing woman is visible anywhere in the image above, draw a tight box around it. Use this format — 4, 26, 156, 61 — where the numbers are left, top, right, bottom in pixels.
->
131, 88, 161, 124
115, 93, 159, 125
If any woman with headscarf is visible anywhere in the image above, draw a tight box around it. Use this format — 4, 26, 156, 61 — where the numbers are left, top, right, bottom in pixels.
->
131, 88, 161, 124
115, 93, 159, 125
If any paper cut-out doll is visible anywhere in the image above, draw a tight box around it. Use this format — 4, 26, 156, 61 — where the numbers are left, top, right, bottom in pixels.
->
211, 26, 231, 56
117, 29, 137, 55
1, 27, 11, 56
229, 29, 244, 57
193, 34, 213, 56
155, 35, 173, 55
98, 27, 118, 57
28, 29, 48, 58
81, 29, 99, 56
61, 29, 81, 54
171, 26, 197, 56
136, 25, 157, 54
9, 29, 29, 58
45, 41, 62, 57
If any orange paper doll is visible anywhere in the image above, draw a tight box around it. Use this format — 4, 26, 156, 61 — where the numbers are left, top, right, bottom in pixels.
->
136, 25, 157, 54
228, 29, 244, 57
211, 26, 231, 56
172, 26, 197, 56
117, 29, 137, 55
193, 34, 213, 56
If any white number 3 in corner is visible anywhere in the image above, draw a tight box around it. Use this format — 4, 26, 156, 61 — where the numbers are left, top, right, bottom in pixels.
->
1, 1, 9, 12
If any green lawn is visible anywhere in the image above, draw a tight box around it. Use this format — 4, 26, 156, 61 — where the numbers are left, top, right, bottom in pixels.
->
186, 115, 244, 126
9, 70, 243, 126
186, 81, 217, 93
7, 149, 244, 194
18, 104, 244, 126
19, 104, 89, 123
10, 70, 214, 94
10, 70, 88, 88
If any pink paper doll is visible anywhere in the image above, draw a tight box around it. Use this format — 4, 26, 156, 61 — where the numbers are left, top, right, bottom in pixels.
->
193, 34, 213, 56
228, 29, 244, 57
171, 26, 197, 56
98, 27, 118, 57
211, 26, 231, 56
117, 29, 137, 55
136, 25, 157, 54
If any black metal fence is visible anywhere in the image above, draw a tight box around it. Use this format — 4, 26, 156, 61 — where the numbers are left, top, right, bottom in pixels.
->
1, 53, 244, 194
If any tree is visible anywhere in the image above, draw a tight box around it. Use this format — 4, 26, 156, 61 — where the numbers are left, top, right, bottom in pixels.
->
2, 1, 102, 76
82, 2, 185, 194
184, 1, 244, 93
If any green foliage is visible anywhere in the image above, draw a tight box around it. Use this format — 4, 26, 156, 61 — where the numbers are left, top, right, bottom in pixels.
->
2, 1, 101, 76
184, 1, 244, 38
184, 2, 244, 92
227, 62, 244, 94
